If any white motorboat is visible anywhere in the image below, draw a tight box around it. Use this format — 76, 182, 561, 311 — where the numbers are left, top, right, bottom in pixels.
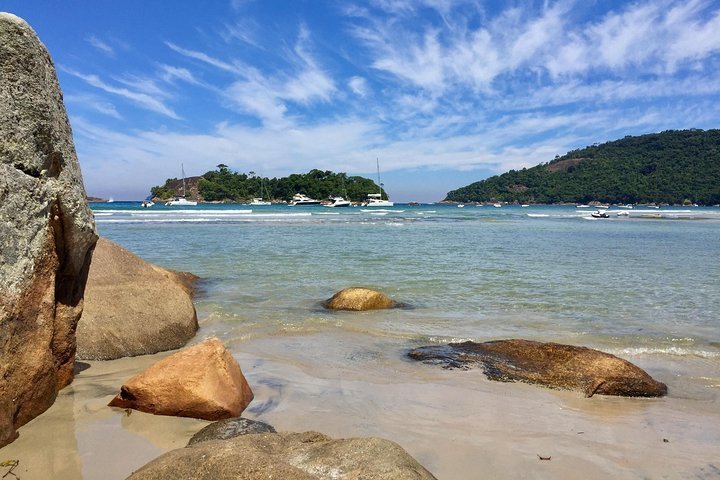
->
591, 210, 610, 218
165, 197, 197, 206
493, 203, 502, 208
325, 196, 351, 207
290, 193, 321, 206
248, 198, 271, 206
165, 164, 198, 206
362, 159, 394, 207
141, 200, 154, 208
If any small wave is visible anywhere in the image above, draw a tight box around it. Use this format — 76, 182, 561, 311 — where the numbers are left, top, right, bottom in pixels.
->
611, 346, 720, 359
93, 212, 113, 216
526, 214, 549, 218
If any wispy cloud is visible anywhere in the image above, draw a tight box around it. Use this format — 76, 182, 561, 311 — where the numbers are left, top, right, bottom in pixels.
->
86, 35, 114, 56
61, 67, 180, 119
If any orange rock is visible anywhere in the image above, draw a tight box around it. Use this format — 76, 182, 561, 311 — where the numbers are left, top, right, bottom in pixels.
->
108, 338, 253, 420
324, 287, 396, 311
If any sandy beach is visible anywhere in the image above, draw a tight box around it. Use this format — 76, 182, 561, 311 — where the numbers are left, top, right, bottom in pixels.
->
3, 329, 719, 480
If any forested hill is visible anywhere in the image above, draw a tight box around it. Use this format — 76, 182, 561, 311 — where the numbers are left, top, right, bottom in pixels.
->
150, 167, 386, 203
444, 129, 720, 205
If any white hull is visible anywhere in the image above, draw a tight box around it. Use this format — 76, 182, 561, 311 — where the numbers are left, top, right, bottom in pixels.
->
248, 198, 271, 206
165, 198, 197, 206
363, 198, 394, 207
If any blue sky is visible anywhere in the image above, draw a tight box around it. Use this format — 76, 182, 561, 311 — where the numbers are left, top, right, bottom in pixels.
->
4, 0, 720, 201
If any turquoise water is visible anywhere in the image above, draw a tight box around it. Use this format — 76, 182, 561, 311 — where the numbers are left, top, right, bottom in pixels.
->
92, 202, 720, 360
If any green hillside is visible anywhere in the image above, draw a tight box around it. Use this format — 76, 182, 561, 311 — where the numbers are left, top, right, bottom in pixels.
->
150, 166, 386, 203
445, 129, 720, 205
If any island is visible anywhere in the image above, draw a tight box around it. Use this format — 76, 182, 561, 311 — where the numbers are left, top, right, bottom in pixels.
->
445, 129, 720, 206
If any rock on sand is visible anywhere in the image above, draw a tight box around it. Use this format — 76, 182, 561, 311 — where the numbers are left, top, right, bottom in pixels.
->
76, 237, 199, 360
108, 338, 254, 420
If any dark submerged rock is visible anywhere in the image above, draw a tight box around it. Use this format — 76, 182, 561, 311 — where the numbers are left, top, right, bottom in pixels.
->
188, 417, 276, 446
409, 339, 668, 397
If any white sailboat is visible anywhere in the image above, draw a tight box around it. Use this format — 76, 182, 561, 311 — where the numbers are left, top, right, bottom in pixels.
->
362, 159, 393, 207
247, 172, 271, 205
165, 164, 198, 206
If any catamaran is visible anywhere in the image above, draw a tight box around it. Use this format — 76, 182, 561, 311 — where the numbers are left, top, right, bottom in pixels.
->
165, 164, 198, 206
362, 159, 393, 207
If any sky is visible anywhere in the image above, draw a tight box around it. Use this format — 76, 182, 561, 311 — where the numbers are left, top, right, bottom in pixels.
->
4, 0, 720, 202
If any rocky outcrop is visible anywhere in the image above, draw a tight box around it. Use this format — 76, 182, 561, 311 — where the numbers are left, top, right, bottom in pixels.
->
130, 431, 437, 480
0, 13, 97, 447
409, 339, 668, 397
76, 237, 198, 360
108, 338, 254, 420
324, 287, 396, 311
188, 417, 276, 446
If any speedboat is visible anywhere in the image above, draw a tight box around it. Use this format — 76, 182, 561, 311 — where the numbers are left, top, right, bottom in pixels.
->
591, 210, 609, 218
493, 203, 502, 208
325, 196, 351, 207
248, 198, 271, 206
165, 197, 197, 206
290, 193, 321, 206
141, 200, 154, 208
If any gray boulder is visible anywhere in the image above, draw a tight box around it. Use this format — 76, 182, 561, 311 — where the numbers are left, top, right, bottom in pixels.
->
0, 13, 97, 447
76, 237, 198, 360
409, 339, 668, 397
129, 431, 437, 480
187, 417, 276, 446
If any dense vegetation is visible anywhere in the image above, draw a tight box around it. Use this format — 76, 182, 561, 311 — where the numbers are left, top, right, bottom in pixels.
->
151, 165, 387, 203
445, 129, 720, 205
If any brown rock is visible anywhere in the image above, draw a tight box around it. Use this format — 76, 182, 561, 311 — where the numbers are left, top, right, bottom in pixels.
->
409, 339, 668, 397
108, 338, 254, 420
129, 431, 437, 480
76, 237, 198, 360
324, 287, 396, 311
0, 13, 97, 447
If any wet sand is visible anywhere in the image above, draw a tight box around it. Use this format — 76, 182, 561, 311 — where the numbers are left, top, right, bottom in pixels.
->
3, 330, 720, 479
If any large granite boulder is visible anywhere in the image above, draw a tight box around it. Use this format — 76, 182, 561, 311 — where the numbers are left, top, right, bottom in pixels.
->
0, 13, 97, 447
129, 431, 437, 480
76, 237, 198, 360
108, 338, 254, 420
324, 287, 396, 311
409, 339, 668, 397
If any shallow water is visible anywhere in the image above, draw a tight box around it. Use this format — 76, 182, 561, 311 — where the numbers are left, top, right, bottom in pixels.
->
5, 202, 718, 479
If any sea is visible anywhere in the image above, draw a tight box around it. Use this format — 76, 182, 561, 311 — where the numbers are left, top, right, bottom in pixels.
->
84, 201, 720, 478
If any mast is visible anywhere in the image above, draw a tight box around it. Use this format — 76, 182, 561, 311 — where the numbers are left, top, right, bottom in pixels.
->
181, 163, 187, 197
376, 158, 382, 198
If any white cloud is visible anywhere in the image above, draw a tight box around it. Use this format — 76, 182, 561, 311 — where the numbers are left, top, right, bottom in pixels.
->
61, 67, 180, 119
348, 76, 369, 97
86, 35, 114, 56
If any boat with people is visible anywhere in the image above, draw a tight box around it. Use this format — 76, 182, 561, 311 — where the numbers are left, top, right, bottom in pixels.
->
591, 210, 610, 218
362, 159, 393, 207
165, 164, 198, 206
289, 193, 321, 206
140, 200, 154, 208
